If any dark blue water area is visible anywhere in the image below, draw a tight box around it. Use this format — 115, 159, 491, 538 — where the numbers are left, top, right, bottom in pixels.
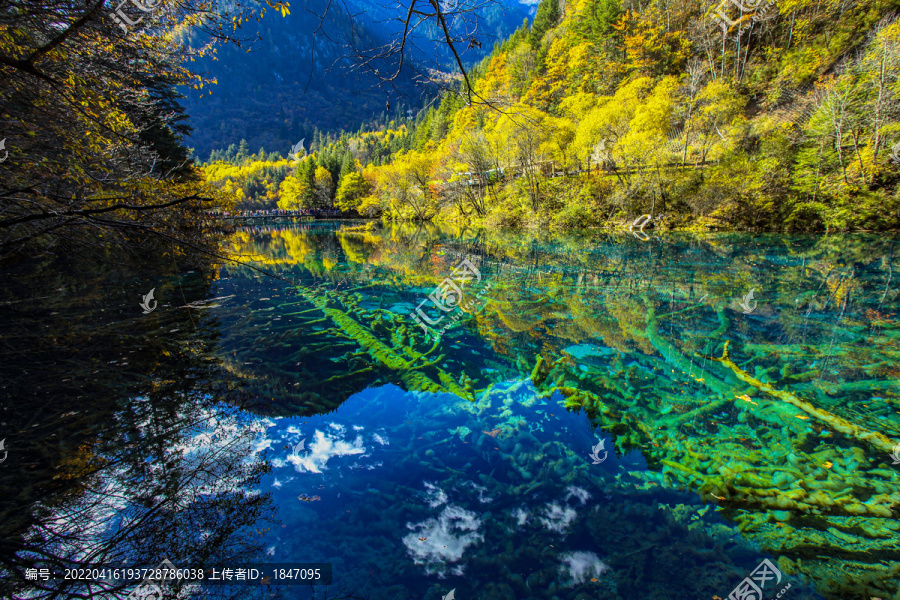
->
252, 381, 825, 600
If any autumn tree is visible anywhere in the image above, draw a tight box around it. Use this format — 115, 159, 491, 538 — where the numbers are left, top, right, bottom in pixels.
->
0, 0, 289, 258
277, 176, 311, 210
335, 172, 372, 211
313, 166, 335, 207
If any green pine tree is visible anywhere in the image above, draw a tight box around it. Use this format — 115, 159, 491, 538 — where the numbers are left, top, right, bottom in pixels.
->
529, 0, 561, 48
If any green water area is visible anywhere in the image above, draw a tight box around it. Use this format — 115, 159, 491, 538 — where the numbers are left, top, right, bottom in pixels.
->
1, 221, 898, 600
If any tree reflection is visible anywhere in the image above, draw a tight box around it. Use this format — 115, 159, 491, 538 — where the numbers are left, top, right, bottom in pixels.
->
0, 240, 276, 599
220, 224, 900, 599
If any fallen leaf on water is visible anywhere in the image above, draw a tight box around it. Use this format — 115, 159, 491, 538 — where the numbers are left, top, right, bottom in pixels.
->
483, 428, 501, 437
418, 537, 428, 542
590, 578, 598, 582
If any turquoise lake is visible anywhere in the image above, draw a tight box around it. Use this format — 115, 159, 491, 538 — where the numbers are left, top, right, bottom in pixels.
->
1, 221, 898, 600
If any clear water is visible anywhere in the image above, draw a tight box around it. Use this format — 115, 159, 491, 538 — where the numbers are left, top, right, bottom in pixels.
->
3, 220, 899, 600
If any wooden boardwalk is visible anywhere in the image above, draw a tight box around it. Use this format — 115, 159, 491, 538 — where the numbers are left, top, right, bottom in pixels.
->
215, 214, 338, 221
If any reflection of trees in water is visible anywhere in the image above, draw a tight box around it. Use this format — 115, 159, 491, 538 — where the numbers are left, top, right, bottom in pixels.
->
225, 224, 900, 599
0, 245, 276, 599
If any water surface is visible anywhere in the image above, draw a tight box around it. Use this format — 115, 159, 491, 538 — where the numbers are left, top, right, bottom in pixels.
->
2, 222, 898, 600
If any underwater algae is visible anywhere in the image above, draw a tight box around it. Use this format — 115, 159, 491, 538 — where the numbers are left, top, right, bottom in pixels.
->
710, 341, 896, 456
267, 380, 828, 600
225, 225, 900, 599
433, 249, 900, 598
503, 297, 900, 600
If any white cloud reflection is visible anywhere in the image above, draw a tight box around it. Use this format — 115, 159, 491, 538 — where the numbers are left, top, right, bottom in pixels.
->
565, 485, 591, 505
512, 507, 530, 527
424, 481, 449, 507
559, 551, 610, 586
288, 429, 365, 474
540, 502, 577, 533
403, 505, 484, 575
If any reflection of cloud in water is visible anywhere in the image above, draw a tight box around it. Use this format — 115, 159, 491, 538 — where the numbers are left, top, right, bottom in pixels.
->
250, 431, 274, 456
403, 505, 483, 574
540, 502, 577, 533
559, 551, 609, 586
565, 485, 591, 505
462, 480, 496, 504
271, 475, 295, 488
289, 429, 365, 473
512, 507, 529, 527
348, 461, 382, 470
372, 433, 389, 446
424, 481, 448, 507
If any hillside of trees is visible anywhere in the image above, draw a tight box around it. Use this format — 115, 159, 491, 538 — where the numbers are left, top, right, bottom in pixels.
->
201, 121, 417, 214
0, 0, 268, 261
204, 0, 900, 232
182, 0, 531, 158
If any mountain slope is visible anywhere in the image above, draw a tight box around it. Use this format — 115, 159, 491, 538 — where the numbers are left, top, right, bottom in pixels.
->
182, 0, 531, 158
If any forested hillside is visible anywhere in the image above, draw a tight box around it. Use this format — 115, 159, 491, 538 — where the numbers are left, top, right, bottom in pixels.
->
201, 122, 415, 212
205, 0, 900, 232
183, 0, 531, 158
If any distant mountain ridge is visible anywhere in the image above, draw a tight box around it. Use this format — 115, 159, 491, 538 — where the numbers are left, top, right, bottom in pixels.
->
182, 0, 530, 158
